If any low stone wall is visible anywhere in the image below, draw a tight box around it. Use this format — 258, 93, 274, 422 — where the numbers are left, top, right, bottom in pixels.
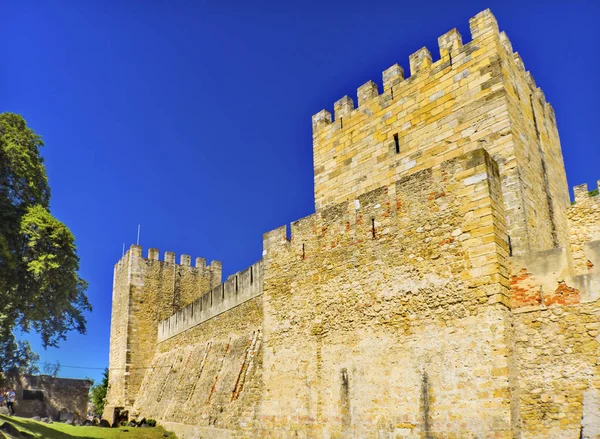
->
2, 374, 91, 421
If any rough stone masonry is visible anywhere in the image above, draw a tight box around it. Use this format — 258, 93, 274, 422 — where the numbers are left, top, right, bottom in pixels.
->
104, 9, 600, 439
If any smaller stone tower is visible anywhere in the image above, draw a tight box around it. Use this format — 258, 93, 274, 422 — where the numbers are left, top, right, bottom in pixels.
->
104, 244, 221, 424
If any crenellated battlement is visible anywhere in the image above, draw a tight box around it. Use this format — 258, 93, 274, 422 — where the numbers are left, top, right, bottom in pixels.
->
312, 10, 553, 136
115, 244, 222, 273
572, 181, 600, 204
312, 10, 505, 132
157, 260, 263, 341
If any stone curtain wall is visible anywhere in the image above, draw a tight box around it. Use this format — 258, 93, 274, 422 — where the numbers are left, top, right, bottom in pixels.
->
158, 260, 263, 342
105, 245, 221, 422
312, 10, 569, 257
132, 295, 263, 438
260, 149, 518, 438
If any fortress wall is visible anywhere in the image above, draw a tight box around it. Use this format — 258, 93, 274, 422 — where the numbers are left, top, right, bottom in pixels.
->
158, 260, 263, 342
259, 149, 519, 438
514, 302, 600, 439
105, 8, 600, 437
498, 28, 571, 254
105, 246, 220, 422
569, 182, 600, 274
131, 294, 263, 437
506, 192, 600, 437
312, 10, 569, 257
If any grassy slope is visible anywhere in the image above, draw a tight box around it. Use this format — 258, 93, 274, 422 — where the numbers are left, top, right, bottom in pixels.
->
0, 415, 175, 439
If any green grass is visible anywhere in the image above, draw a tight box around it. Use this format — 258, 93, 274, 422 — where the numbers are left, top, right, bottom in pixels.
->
0, 415, 176, 439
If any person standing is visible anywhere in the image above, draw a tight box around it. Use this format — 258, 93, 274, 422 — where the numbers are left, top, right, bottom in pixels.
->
0, 389, 5, 414
6, 389, 15, 416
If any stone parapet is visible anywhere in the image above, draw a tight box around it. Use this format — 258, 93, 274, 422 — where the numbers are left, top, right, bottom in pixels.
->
157, 260, 263, 342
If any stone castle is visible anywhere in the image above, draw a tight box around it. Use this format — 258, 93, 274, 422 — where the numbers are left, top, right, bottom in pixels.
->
105, 9, 600, 439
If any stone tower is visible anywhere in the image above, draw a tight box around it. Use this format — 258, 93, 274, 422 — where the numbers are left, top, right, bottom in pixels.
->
104, 245, 221, 422
312, 10, 569, 256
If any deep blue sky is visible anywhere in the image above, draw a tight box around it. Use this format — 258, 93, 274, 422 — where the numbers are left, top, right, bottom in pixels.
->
2, 0, 598, 383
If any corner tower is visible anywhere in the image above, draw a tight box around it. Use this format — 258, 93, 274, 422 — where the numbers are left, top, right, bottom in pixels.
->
312, 9, 569, 256
104, 245, 221, 423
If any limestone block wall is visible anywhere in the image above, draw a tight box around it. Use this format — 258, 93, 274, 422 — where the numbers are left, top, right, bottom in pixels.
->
259, 149, 519, 438
569, 182, 600, 274
132, 295, 263, 436
498, 29, 570, 254
312, 9, 569, 256
514, 302, 600, 439
105, 245, 221, 422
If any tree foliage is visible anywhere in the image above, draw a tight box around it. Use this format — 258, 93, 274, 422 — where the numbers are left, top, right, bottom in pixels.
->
90, 368, 109, 416
0, 333, 40, 375
0, 112, 91, 361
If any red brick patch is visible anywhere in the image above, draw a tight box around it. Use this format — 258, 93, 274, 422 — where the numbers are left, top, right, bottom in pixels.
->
545, 282, 580, 306
510, 268, 541, 307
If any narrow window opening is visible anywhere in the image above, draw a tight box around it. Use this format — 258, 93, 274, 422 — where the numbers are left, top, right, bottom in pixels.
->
250, 266, 253, 284
449, 52, 453, 66
302, 243, 305, 260
390, 87, 394, 100
235, 276, 238, 292
394, 133, 400, 154
508, 236, 513, 257
222, 284, 225, 299
340, 116, 343, 129
371, 218, 376, 239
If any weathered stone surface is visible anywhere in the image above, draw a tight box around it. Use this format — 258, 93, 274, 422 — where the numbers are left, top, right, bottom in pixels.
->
2, 374, 90, 423
104, 8, 599, 439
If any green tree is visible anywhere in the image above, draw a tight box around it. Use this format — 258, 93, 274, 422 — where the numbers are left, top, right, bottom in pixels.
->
0, 333, 40, 375
90, 368, 109, 416
0, 112, 91, 363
